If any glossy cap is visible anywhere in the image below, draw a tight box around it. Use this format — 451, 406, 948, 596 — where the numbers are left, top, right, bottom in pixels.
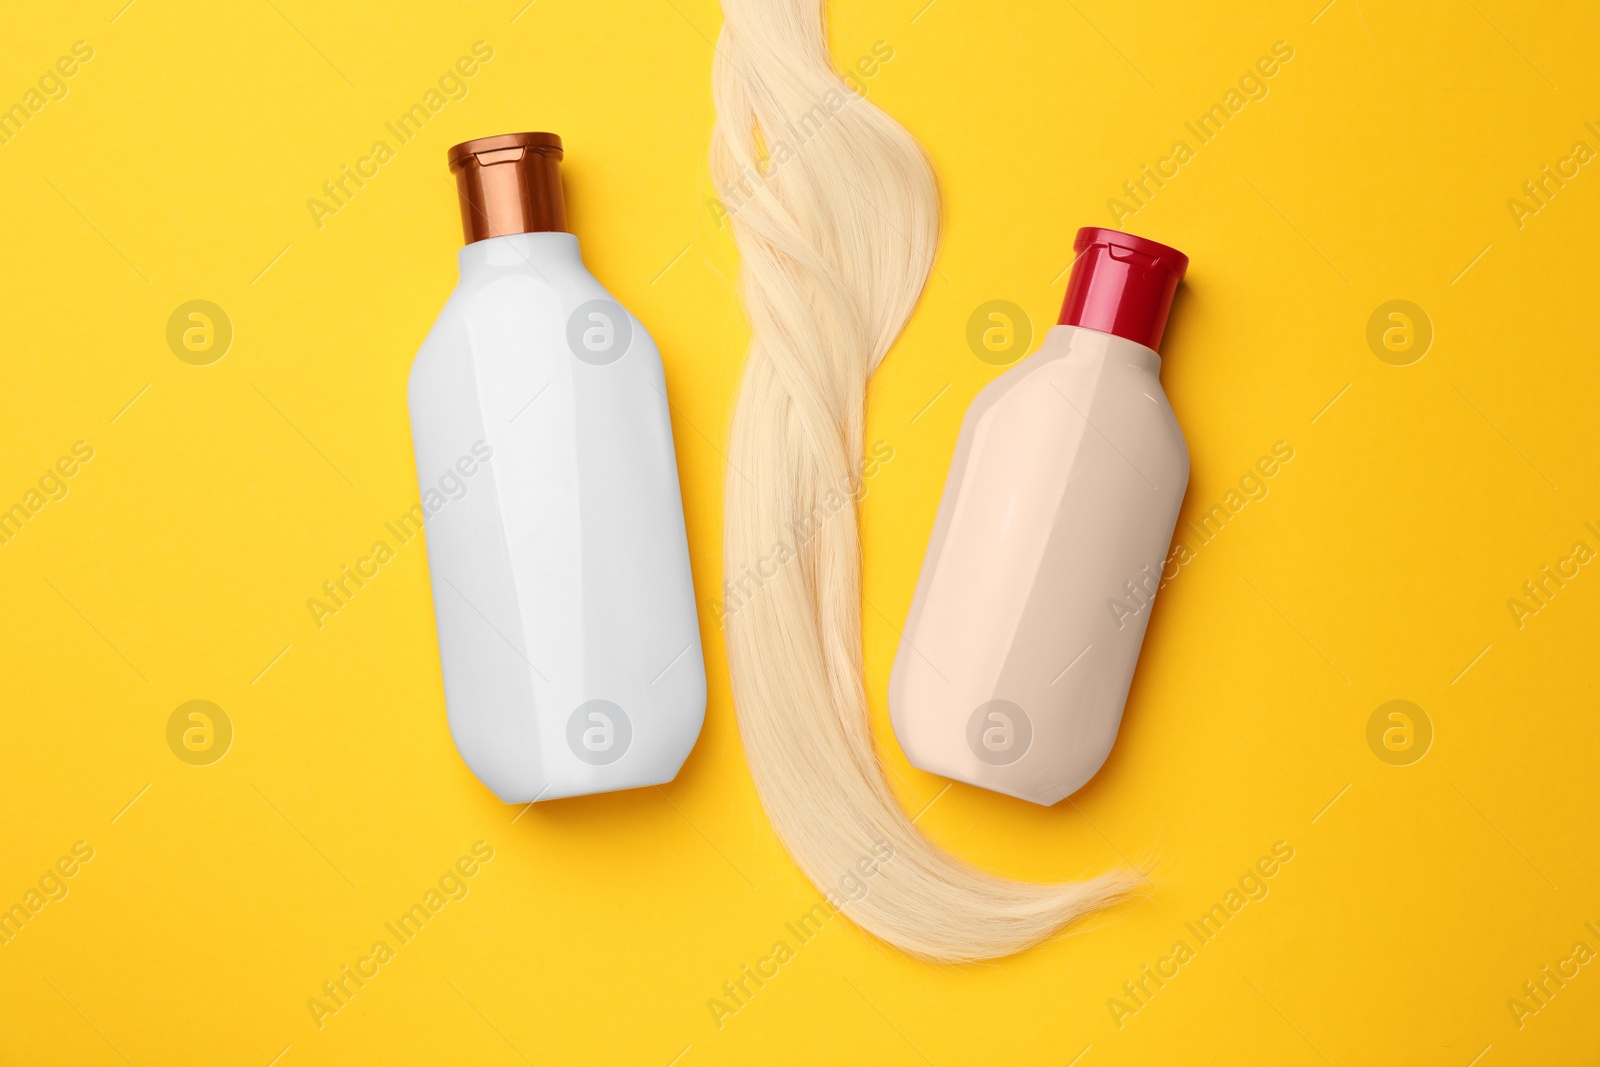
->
1057, 227, 1189, 352
447, 132, 567, 244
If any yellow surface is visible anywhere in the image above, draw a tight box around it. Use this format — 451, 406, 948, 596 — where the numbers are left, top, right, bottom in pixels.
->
2, 1, 1597, 1063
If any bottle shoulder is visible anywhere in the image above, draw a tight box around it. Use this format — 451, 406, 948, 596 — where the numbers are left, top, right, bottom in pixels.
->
970, 328, 1170, 414
410, 263, 662, 396
958, 325, 1189, 487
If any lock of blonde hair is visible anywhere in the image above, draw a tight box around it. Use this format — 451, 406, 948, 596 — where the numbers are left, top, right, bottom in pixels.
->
711, 0, 1140, 962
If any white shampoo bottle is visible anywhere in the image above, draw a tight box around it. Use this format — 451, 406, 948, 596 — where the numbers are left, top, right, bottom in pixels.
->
408, 132, 705, 803
889, 228, 1189, 805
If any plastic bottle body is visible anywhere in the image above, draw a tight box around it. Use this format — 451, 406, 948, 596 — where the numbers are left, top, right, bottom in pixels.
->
889, 324, 1188, 805
408, 231, 705, 802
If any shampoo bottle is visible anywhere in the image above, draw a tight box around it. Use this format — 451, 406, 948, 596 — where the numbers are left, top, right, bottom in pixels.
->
889, 227, 1189, 805
408, 132, 706, 803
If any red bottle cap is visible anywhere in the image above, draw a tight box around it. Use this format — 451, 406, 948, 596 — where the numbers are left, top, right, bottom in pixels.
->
1057, 227, 1189, 353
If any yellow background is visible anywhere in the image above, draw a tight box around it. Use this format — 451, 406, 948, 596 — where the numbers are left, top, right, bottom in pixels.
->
3, 0, 1597, 1063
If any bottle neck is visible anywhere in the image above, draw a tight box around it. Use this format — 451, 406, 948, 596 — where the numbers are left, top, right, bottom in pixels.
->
458, 231, 582, 280
1049, 323, 1163, 376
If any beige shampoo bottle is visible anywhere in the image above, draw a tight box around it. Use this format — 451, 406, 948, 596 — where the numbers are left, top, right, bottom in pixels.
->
889, 227, 1190, 805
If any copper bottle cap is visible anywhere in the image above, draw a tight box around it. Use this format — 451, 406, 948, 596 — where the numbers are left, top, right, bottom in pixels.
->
447, 132, 567, 244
